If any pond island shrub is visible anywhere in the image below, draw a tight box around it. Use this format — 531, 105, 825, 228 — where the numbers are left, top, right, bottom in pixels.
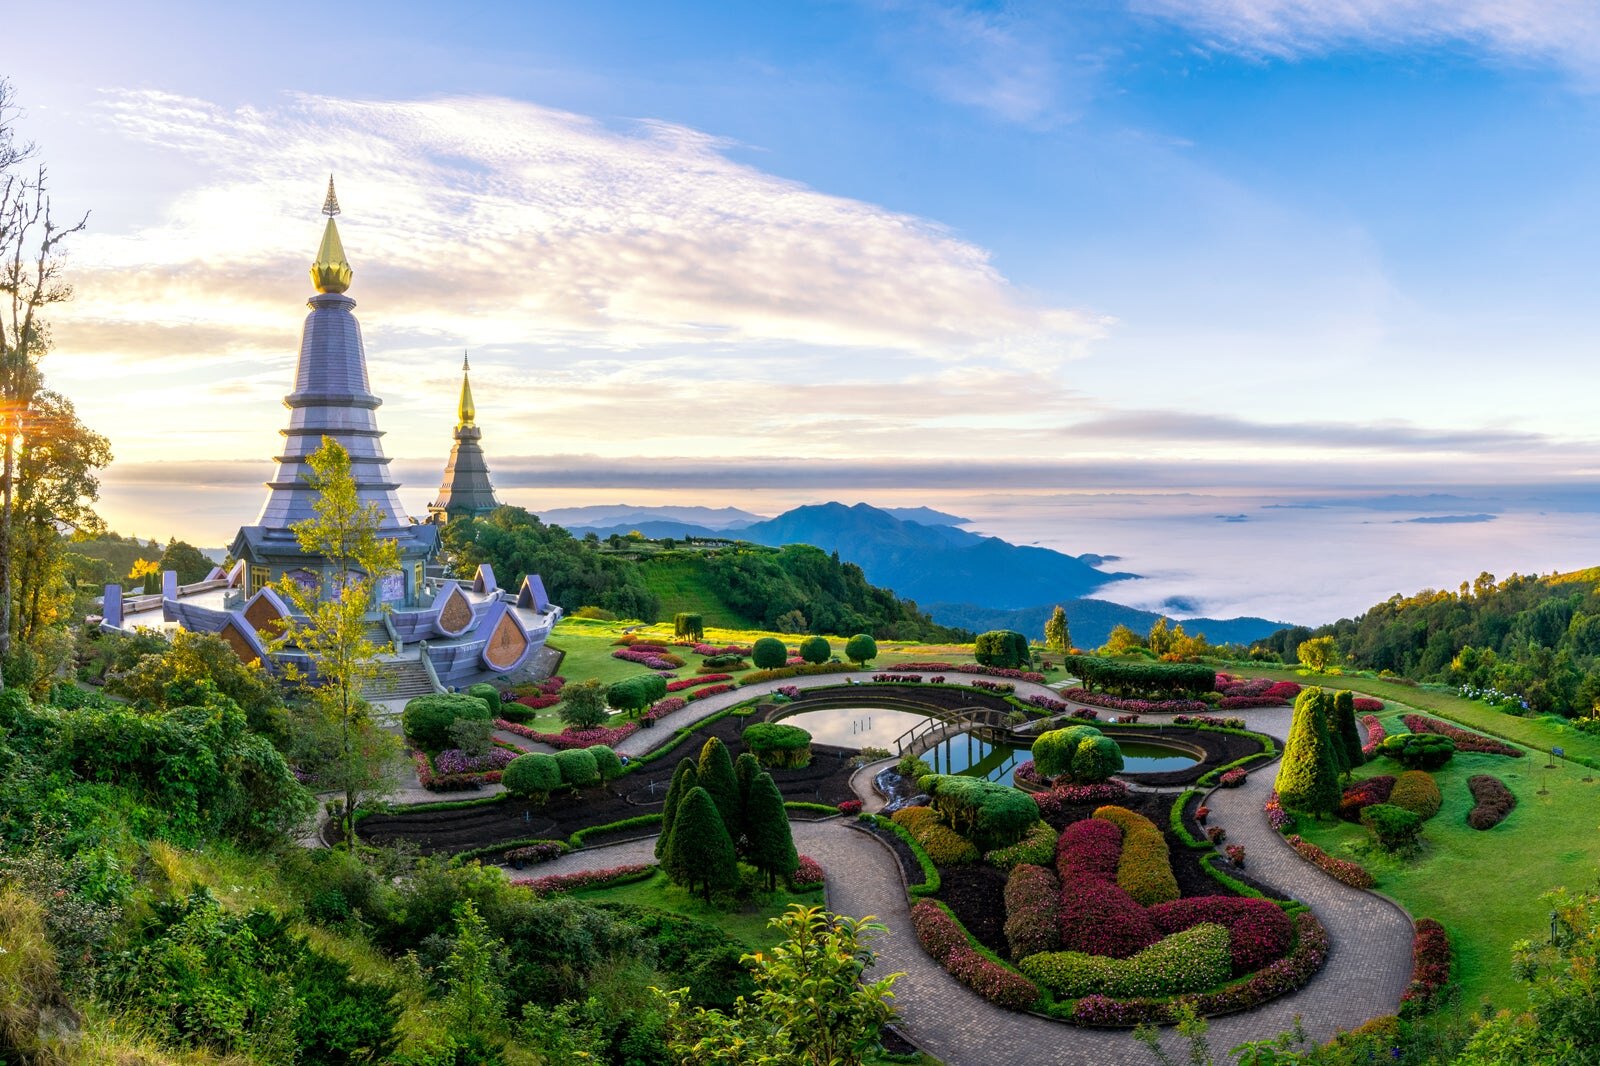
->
1020, 922, 1231, 999
402, 693, 491, 750
1031, 724, 1123, 785
741, 722, 813, 769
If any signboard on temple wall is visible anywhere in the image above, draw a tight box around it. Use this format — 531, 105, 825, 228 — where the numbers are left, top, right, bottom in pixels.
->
379, 573, 405, 602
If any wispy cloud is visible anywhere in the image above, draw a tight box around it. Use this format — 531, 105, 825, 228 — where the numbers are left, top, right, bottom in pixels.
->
1067, 410, 1560, 452
1134, 0, 1600, 72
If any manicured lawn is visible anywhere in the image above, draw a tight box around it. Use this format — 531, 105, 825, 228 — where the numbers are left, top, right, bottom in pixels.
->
1232, 664, 1600, 768
567, 868, 821, 951
637, 555, 761, 629
1288, 704, 1600, 1010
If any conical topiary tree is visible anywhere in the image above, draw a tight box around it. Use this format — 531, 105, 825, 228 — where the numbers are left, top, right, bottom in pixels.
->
1331, 690, 1364, 774
733, 751, 762, 849
1275, 688, 1341, 818
697, 736, 741, 830
743, 770, 799, 890
655, 758, 699, 860
665, 785, 739, 901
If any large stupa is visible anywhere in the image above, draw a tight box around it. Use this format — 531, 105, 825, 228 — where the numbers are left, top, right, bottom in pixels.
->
98, 180, 561, 691
428, 354, 502, 522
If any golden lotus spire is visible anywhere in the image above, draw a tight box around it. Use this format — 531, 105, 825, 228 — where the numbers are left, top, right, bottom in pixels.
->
310, 174, 353, 294
457, 351, 476, 429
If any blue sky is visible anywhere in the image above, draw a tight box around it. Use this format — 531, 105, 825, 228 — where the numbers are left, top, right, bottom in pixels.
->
10, 0, 1600, 587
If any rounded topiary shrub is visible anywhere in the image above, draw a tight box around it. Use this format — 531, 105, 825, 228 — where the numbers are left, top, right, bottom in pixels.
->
975, 629, 1031, 669
1361, 802, 1424, 852
466, 682, 501, 719
502, 752, 562, 800
751, 637, 788, 670
403, 693, 491, 750
798, 635, 831, 664
1388, 770, 1442, 820
845, 633, 877, 666
1380, 733, 1455, 770
588, 744, 624, 781
742, 722, 813, 769
1031, 725, 1122, 785
554, 747, 601, 788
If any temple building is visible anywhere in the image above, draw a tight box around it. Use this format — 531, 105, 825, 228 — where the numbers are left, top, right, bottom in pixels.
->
428, 355, 502, 522
98, 180, 560, 693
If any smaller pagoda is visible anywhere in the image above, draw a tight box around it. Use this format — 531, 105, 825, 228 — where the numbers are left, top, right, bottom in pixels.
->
428, 354, 502, 522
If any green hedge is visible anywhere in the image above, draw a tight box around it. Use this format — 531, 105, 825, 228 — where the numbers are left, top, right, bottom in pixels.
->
568, 813, 663, 849
743, 722, 813, 769
1020, 923, 1231, 998
861, 813, 941, 896
984, 820, 1058, 871
403, 693, 492, 750
353, 791, 506, 822
1063, 655, 1216, 697
553, 748, 600, 788
1168, 789, 1211, 850
918, 774, 1038, 851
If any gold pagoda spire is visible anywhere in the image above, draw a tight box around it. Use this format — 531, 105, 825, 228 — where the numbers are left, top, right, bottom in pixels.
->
457, 352, 476, 429
310, 174, 353, 294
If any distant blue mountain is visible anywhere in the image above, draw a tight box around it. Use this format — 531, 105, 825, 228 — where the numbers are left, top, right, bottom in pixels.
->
926, 600, 1288, 649
738, 502, 1134, 609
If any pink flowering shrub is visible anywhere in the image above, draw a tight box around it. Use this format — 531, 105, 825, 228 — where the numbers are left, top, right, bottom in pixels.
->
513, 863, 652, 894
1057, 875, 1160, 959
1401, 714, 1523, 757
686, 683, 735, 702
515, 694, 561, 710
910, 901, 1040, 1011
1065, 689, 1208, 714
791, 855, 825, 888
644, 696, 687, 721
504, 842, 567, 866
909, 899, 967, 960
433, 746, 519, 775
871, 673, 925, 683
775, 685, 802, 698
1360, 714, 1387, 757
897, 662, 1046, 683
1003, 863, 1062, 959
1056, 818, 1123, 882
412, 749, 502, 790
665, 673, 732, 692
1219, 695, 1289, 710
693, 643, 750, 656
495, 718, 639, 750
611, 647, 685, 670
1285, 834, 1376, 889
1218, 769, 1249, 788
1400, 918, 1451, 1016
1148, 896, 1294, 975
971, 680, 1016, 694
1263, 790, 1295, 832
1030, 780, 1129, 822
1353, 697, 1384, 712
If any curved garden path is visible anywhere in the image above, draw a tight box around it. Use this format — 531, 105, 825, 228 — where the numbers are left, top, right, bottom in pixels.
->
515, 692, 1415, 1066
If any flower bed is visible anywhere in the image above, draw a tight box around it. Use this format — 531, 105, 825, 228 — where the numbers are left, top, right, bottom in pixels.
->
1360, 714, 1387, 758
505, 841, 567, 867
1353, 697, 1384, 712
1337, 775, 1397, 821
433, 746, 519, 775
1216, 675, 1273, 697
1400, 917, 1451, 1016
1026, 694, 1101, 719
665, 673, 733, 692
738, 662, 853, 684
1148, 896, 1294, 975
1284, 834, 1376, 889
1064, 689, 1208, 715
971, 680, 1015, 694
514, 694, 561, 710
1030, 780, 1130, 821
1021, 923, 1231, 999
1263, 790, 1294, 832
411, 749, 499, 791
1264, 681, 1302, 700
1217, 695, 1288, 710
1466, 774, 1517, 830
685, 683, 736, 702
645, 696, 687, 721
512, 863, 654, 895
871, 673, 925, 683
496, 718, 640, 750
910, 900, 1041, 1010
693, 643, 750, 656
896, 662, 1047, 683
611, 647, 685, 670
1401, 714, 1523, 757
1171, 714, 1248, 730
1003, 863, 1061, 959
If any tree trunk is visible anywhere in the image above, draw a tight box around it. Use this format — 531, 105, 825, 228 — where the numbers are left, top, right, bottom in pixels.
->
0, 431, 13, 689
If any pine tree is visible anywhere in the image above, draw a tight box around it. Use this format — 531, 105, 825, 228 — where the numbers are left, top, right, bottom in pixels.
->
743, 771, 799, 890
655, 758, 699, 860
1275, 687, 1341, 818
1044, 605, 1070, 655
733, 751, 762, 851
665, 786, 738, 902
1331, 689, 1364, 773
697, 736, 741, 831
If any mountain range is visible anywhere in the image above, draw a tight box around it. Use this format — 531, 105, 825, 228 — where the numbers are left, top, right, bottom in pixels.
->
540, 500, 1290, 646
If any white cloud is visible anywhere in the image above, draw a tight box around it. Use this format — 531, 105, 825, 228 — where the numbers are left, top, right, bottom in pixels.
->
1134, 0, 1600, 72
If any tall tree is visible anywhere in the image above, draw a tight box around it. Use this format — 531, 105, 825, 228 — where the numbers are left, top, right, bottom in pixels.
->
271, 436, 401, 845
1330, 689, 1364, 774
1274, 687, 1341, 818
743, 771, 798, 890
664, 786, 738, 902
696, 735, 741, 831
0, 81, 89, 688
655, 757, 699, 860
1044, 605, 1071, 655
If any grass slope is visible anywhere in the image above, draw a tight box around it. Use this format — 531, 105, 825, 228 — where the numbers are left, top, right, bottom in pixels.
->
569, 869, 815, 951
636, 555, 759, 629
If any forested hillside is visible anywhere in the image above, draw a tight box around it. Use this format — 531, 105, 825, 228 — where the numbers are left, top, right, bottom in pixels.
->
1255, 568, 1600, 715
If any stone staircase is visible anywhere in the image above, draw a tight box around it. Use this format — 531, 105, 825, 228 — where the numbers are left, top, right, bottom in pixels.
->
362, 656, 438, 703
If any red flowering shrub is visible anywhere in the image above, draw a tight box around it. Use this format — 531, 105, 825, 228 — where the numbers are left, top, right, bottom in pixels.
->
644, 696, 687, 721
1353, 697, 1384, 712
1338, 775, 1397, 821
686, 683, 735, 702
1285, 835, 1376, 889
1219, 695, 1289, 710
1401, 714, 1522, 757
1466, 774, 1516, 830
1003, 863, 1062, 959
1065, 689, 1208, 714
1400, 917, 1451, 1016
1148, 896, 1294, 975
1056, 818, 1123, 882
515, 694, 561, 710
791, 855, 825, 888
836, 799, 863, 816
1218, 769, 1248, 788
910, 899, 967, 961
1361, 714, 1387, 757
1264, 681, 1302, 700
665, 673, 732, 692
1057, 874, 1160, 958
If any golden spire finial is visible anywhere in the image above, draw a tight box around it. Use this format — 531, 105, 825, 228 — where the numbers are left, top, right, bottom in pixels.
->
457, 351, 476, 429
311, 175, 352, 294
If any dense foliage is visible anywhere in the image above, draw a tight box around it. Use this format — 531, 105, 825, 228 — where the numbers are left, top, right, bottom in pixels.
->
1063, 655, 1216, 698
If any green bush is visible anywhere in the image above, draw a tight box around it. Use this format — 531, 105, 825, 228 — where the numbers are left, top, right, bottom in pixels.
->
985, 821, 1058, 871
1275, 688, 1341, 817
403, 693, 492, 750
1062, 655, 1215, 697
798, 636, 831, 664
466, 682, 501, 720
890, 805, 979, 865
554, 748, 601, 788
742, 722, 813, 769
1094, 805, 1179, 905
673, 612, 705, 642
1361, 803, 1424, 853
503, 752, 562, 799
975, 630, 1030, 669
751, 637, 788, 670
588, 744, 624, 781
845, 633, 877, 666
1020, 923, 1231, 998
919, 774, 1038, 851
607, 674, 667, 717
1388, 770, 1442, 820
1380, 733, 1456, 770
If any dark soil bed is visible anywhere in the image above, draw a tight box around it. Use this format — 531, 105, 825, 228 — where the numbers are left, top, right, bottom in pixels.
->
360, 712, 857, 855
937, 864, 1009, 956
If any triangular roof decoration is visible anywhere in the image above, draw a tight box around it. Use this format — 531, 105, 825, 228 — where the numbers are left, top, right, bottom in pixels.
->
516, 574, 552, 612
473, 563, 497, 594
